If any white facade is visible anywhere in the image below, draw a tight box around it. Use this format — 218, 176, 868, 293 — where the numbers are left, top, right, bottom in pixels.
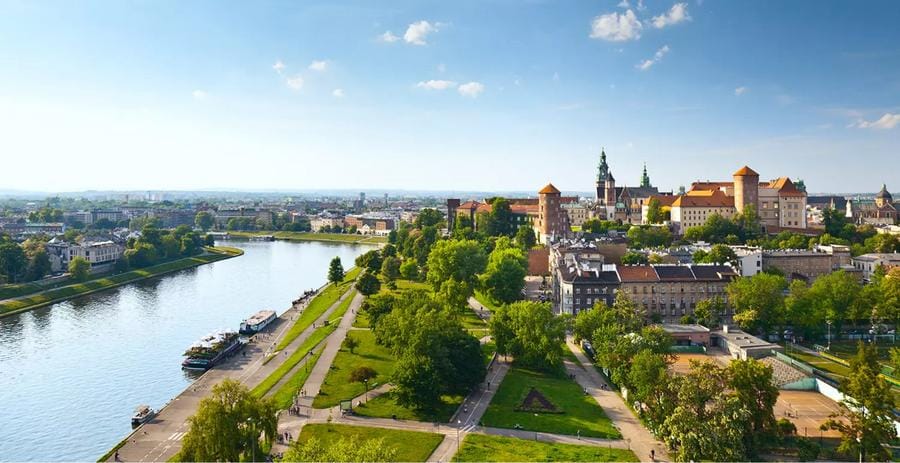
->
851, 253, 900, 282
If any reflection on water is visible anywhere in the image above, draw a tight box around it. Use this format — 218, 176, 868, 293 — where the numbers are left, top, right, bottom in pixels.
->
0, 240, 368, 461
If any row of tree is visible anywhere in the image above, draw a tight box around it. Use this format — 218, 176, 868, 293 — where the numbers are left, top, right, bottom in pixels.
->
122, 224, 209, 269
0, 234, 52, 283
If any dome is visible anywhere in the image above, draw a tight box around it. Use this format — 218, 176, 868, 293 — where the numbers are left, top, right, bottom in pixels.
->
876, 184, 892, 200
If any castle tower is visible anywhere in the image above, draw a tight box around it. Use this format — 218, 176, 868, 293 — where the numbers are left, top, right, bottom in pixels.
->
640, 163, 651, 188
538, 182, 562, 244
595, 149, 611, 202
733, 165, 760, 214
875, 184, 893, 208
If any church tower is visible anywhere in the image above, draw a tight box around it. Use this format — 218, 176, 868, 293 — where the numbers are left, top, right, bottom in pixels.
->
640, 163, 651, 188
595, 149, 616, 206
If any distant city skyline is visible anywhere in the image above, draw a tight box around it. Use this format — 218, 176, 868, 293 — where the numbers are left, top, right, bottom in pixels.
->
1, 0, 899, 192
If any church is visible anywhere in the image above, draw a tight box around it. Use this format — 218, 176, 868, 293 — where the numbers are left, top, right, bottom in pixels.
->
594, 149, 669, 224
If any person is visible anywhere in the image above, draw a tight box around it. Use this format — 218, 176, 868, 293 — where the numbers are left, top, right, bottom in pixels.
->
114, 451, 120, 462
650, 449, 655, 461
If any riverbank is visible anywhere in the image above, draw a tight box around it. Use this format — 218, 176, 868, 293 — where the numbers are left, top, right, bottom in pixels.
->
0, 246, 243, 318
226, 230, 386, 245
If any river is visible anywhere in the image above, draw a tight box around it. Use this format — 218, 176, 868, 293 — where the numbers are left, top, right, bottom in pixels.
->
0, 240, 369, 461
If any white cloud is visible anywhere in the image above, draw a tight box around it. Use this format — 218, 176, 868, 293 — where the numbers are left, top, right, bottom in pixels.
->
332, 88, 345, 98
417, 79, 457, 90
458, 82, 485, 98
590, 10, 643, 42
286, 75, 304, 90
850, 113, 900, 129
637, 0, 646, 11
404, 20, 437, 45
651, 3, 691, 29
636, 45, 669, 70
379, 31, 400, 43
617, 0, 630, 7
734, 86, 748, 96
272, 60, 286, 74
308, 60, 328, 72
191, 90, 208, 100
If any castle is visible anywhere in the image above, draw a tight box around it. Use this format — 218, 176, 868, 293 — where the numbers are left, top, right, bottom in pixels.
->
595, 149, 670, 224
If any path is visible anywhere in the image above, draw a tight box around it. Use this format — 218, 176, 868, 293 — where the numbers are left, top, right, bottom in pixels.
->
110, 283, 356, 462
565, 336, 669, 462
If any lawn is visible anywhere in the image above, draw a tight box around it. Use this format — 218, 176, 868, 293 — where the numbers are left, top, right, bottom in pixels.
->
313, 330, 395, 408
784, 349, 850, 380
252, 323, 336, 399
275, 271, 357, 351
473, 290, 504, 312
453, 433, 637, 462
0, 248, 240, 315
329, 289, 357, 323
354, 390, 463, 422
483, 341, 497, 366
481, 365, 621, 439
461, 306, 489, 330
295, 424, 443, 462
270, 347, 325, 409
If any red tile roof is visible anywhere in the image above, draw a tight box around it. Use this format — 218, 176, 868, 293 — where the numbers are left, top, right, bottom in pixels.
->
733, 165, 759, 177
616, 265, 659, 282
539, 183, 561, 194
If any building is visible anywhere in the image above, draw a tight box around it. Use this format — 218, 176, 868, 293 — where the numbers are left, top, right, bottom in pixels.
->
594, 150, 669, 224
214, 207, 274, 228
561, 202, 591, 227
344, 214, 396, 236
310, 212, 345, 232
712, 325, 783, 360
762, 245, 854, 283
661, 324, 711, 347
534, 183, 571, 244
851, 253, 900, 282
845, 184, 898, 226
670, 165, 808, 234
46, 237, 124, 273
0, 222, 66, 237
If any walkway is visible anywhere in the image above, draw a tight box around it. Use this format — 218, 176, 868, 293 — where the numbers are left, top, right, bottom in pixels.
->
110, 283, 357, 462
565, 337, 669, 462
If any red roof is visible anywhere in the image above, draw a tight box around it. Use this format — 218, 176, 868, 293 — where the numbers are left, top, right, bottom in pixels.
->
539, 183, 561, 194
616, 265, 659, 282
733, 165, 759, 177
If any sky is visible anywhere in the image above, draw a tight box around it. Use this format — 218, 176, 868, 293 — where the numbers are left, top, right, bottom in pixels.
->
1, 0, 898, 195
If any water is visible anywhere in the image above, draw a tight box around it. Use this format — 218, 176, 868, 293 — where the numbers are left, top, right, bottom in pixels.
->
0, 240, 369, 461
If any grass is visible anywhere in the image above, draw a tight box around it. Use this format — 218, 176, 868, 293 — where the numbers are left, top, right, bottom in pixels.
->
354, 390, 463, 422
481, 364, 621, 439
275, 269, 358, 351
473, 290, 504, 312
352, 311, 371, 328
229, 230, 386, 244
296, 424, 443, 462
0, 247, 241, 316
453, 433, 637, 462
483, 341, 497, 366
461, 306, 489, 330
313, 330, 395, 408
270, 346, 325, 409
784, 349, 850, 380
252, 324, 336, 398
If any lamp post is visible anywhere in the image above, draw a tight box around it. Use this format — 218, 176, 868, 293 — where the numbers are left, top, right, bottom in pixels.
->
826, 320, 833, 351
246, 417, 256, 463
456, 419, 461, 452
363, 378, 369, 404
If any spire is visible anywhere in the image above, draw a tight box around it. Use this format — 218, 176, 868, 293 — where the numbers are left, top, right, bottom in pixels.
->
640, 162, 651, 188
597, 148, 610, 182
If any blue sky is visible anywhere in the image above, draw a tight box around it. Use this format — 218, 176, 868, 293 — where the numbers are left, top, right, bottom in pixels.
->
1, 0, 898, 194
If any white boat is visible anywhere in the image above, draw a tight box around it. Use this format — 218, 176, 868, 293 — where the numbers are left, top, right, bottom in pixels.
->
239, 310, 277, 335
131, 405, 156, 427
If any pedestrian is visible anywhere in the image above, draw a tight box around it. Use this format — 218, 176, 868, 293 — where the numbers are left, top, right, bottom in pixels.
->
114, 451, 120, 462
650, 449, 655, 461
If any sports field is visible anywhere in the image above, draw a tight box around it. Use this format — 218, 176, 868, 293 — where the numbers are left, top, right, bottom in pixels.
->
775, 390, 844, 438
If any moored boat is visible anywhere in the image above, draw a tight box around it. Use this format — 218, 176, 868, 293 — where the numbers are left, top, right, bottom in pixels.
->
182, 330, 242, 370
239, 309, 277, 335
131, 405, 156, 427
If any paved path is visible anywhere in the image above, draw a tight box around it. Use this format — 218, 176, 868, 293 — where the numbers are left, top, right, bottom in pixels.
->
109, 283, 356, 462
565, 337, 669, 462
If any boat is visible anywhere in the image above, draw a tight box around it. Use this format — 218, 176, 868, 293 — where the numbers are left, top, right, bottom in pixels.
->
182, 330, 243, 370
239, 309, 277, 335
131, 405, 156, 427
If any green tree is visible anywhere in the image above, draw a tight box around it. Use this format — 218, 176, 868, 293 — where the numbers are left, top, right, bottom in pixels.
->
626, 226, 672, 248
283, 435, 397, 462
808, 270, 864, 329
822, 342, 897, 461
345, 335, 360, 354
124, 242, 158, 268
327, 257, 345, 284
572, 301, 607, 343
160, 234, 180, 259
355, 271, 381, 296
361, 293, 395, 330
381, 243, 397, 258
355, 250, 383, 273
645, 197, 663, 224
194, 211, 215, 231
514, 225, 536, 250
425, 239, 487, 299
180, 379, 277, 462
489, 301, 567, 370
783, 280, 825, 339
702, 244, 738, 265
380, 256, 400, 282
399, 259, 419, 281
627, 349, 674, 432
479, 244, 527, 304
621, 251, 648, 265
727, 272, 786, 333
0, 243, 27, 283
68, 256, 91, 281
414, 208, 444, 229
727, 358, 779, 458
693, 297, 725, 328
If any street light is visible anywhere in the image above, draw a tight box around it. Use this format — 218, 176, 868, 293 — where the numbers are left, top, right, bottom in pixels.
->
456, 419, 461, 452
363, 378, 369, 404
827, 320, 833, 351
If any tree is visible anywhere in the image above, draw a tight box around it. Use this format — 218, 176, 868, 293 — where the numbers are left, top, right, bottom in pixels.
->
194, 211, 215, 231
414, 208, 444, 229
489, 301, 567, 370
479, 244, 527, 304
283, 435, 398, 462
784, 280, 825, 339
0, 243, 27, 283
124, 242, 158, 268
399, 259, 419, 281
808, 270, 864, 330
822, 342, 896, 461
626, 226, 672, 248
25, 249, 51, 281
621, 251, 648, 265
349, 366, 377, 383
727, 272, 786, 333
345, 335, 360, 354
694, 297, 725, 328
380, 256, 400, 282
727, 359, 779, 458
646, 197, 663, 224
425, 239, 486, 299
160, 234, 181, 259
572, 302, 607, 343
701, 244, 738, 266
355, 250, 383, 273
361, 293, 395, 329
514, 225, 536, 250
327, 257, 345, 284
381, 243, 397, 258
627, 349, 674, 431
68, 256, 91, 282
179, 379, 277, 462
355, 271, 381, 296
